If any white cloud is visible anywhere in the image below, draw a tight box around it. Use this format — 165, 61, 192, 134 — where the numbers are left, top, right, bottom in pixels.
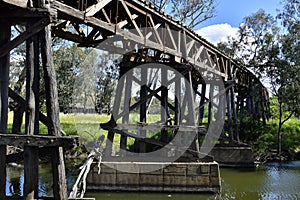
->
196, 23, 239, 45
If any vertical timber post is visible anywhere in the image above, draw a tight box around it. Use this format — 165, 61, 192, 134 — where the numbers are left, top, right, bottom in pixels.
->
0, 20, 10, 199
161, 67, 168, 143
139, 66, 147, 153
198, 84, 206, 125
208, 83, 214, 125
230, 86, 239, 142
24, 146, 39, 199
120, 70, 132, 154
24, 26, 40, 199
174, 72, 181, 126
41, 23, 68, 200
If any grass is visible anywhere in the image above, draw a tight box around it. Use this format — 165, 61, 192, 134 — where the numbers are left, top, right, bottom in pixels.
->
7, 112, 161, 154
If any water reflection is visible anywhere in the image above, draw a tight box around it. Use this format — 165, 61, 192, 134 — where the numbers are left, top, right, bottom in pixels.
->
6, 161, 300, 199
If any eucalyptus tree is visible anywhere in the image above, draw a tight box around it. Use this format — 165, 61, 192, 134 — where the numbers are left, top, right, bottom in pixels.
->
218, 0, 300, 154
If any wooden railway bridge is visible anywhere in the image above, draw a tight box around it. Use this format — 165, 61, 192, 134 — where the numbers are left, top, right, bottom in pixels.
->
0, 0, 270, 199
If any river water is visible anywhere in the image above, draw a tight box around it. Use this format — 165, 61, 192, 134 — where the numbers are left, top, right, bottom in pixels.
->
6, 161, 300, 199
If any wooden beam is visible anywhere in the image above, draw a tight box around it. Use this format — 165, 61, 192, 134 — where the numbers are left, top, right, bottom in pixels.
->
0, 134, 79, 148
0, 0, 28, 8
85, 0, 112, 17
0, 7, 51, 18
0, 18, 49, 58
52, 28, 85, 43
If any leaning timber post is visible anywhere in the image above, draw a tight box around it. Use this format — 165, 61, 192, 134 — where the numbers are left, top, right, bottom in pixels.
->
226, 84, 233, 141
41, 21, 68, 200
246, 77, 252, 115
138, 66, 147, 153
174, 72, 181, 126
187, 70, 199, 154
260, 89, 266, 125
230, 86, 239, 142
161, 66, 169, 143
238, 96, 245, 139
105, 66, 125, 156
198, 83, 206, 125
208, 83, 214, 125
120, 69, 132, 155
0, 20, 10, 199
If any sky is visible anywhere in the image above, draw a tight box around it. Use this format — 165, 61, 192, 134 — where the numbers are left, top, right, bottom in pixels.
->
196, 0, 282, 45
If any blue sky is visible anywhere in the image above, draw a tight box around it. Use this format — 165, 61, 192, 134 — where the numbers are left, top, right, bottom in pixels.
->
199, 0, 282, 28
196, 0, 282, 45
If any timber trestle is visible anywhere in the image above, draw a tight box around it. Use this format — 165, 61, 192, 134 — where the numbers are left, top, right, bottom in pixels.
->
0, 0, 270, 198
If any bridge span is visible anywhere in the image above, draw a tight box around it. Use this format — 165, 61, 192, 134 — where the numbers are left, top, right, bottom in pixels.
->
0, 0, 270, 199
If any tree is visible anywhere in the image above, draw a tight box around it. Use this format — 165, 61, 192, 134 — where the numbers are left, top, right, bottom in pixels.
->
218, 1, 300, 155
54, 43, 88, 113
95, 55, 119, 114
149, 0, 216, 29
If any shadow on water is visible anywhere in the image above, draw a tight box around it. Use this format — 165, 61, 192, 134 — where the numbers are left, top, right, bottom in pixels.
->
6, 160, 300, 199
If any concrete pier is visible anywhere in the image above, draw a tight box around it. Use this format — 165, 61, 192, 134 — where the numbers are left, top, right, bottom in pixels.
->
87, 162, 221, 193
209, 145, 255, 167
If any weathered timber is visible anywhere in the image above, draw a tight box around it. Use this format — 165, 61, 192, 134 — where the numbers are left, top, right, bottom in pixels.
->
198, 84, 206, 125
24, 146, 39, 199
138, 67, 147, 153
0, 146, 6, 199
0, 20, 10, 200
0, 134, 78, 148
41, 25, 61, 136
0, 0, 28, 8
0, 20, 10, 133
120, 71, 133, 153
25, 34, 35, 134
8, 87, 66, 134
51, 147, 68, 200
0, 7, 51, 18
0, 18, 49, 58
160, 67, 169, 143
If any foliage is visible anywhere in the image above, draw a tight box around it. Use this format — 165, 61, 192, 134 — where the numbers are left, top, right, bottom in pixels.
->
54, 43, 88, 113
149, 0, 216, 29
218, 0, 300, 154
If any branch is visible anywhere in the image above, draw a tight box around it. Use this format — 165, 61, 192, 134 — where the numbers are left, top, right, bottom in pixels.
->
281, 111, 294, 125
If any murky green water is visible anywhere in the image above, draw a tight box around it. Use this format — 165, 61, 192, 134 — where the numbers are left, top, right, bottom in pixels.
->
6, 161, 300, 199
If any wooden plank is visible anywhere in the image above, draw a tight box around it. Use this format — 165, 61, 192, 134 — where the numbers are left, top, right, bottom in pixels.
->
120, 0, 143, 38
0, 134, 78, 147
85, 0, 112, 17
24, 146, 39, 199
52, 28, 85, 43
0, 7, 51, 18
0, 0, 28, 8
0, 18, 49, 58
